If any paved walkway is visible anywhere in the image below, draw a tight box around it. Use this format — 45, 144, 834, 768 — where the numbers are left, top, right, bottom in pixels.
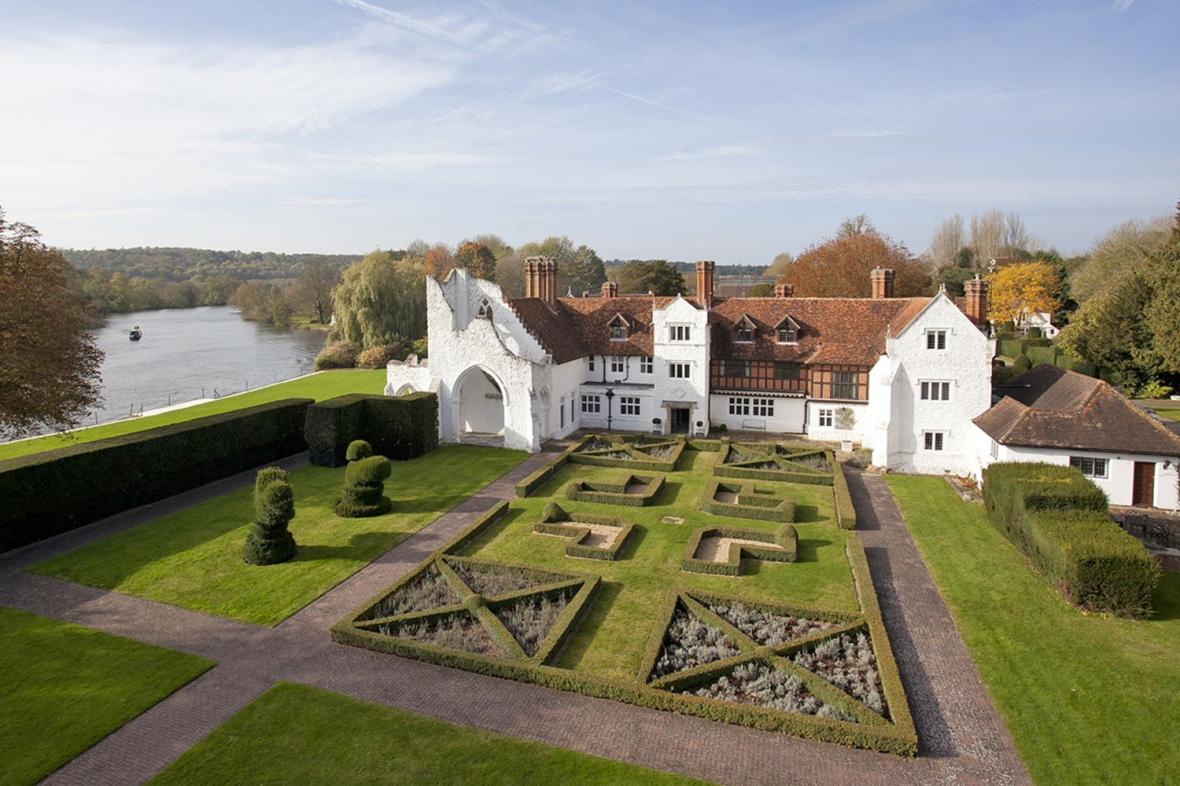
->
0, 453, 1031, 786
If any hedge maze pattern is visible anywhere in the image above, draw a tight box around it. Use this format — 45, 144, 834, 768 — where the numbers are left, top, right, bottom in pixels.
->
699, 479, 796, 523
681, 524, 798, 576
713, 443, 835, 485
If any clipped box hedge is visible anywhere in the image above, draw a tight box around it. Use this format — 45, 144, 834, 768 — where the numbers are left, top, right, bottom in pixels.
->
0, 398, 312, 552
534, 509, 636, 561
698, 479, 795, 523
833, 462, 858, 530
680, 524, 798, 576
982, 462, 1160, 617
305, 392, 438, 466
514, 438, 587, 497
564, 473, 665, 507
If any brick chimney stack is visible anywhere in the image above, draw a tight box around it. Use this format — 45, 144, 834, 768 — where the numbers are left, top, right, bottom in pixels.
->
695, 260, 715, 308
601, 281, 618, 298
524, 256, 557, 306
774, 282, 793, 298
870, 267, 895, 299
965, 274, 989, 326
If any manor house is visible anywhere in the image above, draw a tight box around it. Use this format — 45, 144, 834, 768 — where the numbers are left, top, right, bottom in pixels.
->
386, 258, 995, 475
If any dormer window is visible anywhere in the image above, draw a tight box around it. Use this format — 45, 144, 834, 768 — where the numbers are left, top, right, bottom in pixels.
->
736, 326, 753, 342
476, 298, 492, 320
773, 315, 801, 344
734, 315, 756, 343
608, 314, 629, 341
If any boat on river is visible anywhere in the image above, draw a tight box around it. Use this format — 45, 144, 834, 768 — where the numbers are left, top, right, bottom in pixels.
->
129, 326, 142, 341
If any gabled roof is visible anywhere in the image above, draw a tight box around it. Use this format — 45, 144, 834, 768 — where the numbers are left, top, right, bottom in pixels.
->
710, 297, 932, 366
975, 365, 1180, 456
772, 314, 801, 331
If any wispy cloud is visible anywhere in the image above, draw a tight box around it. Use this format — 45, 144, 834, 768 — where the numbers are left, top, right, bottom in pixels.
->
599, 86, 713, 122
663, 144, 761, 161
1112, 0, 1136, 13
515, 69, 711, 121
330, 0, 483, 52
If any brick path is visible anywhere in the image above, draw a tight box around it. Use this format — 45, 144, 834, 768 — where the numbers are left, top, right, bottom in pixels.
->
0, 452, 1031, 786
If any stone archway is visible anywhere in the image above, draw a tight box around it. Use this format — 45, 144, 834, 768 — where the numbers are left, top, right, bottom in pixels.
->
394, 384, 417, 397
454, 365, 508, 445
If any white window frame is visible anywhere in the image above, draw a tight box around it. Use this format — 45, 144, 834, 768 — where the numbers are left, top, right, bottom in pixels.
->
580, 394, 601, 414
669, 362, 691, 379
752, 397, 774, 417
1070, 456, 1109, 479
640, 356, 653, 374
610, 356, 625, 374
776, 327, 798, 344
610, 325, 627, 341
669, 324, 691, 342
587, 356, 595, 372
919, 380, 952, 401
990, 439, 999, 459
923, 431, 945, 451
619, 396, 641, 416
926, 329, 947, 350
728, 397, 749, 416
817, 408, 833, 428
735, 325, 753, 343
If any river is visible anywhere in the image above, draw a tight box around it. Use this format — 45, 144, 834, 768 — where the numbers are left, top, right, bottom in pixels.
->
88, 306, 326, 425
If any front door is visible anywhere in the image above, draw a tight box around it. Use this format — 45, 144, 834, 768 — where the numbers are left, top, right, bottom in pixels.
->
1132, 462, 1155, 507
670, 407, 690, 434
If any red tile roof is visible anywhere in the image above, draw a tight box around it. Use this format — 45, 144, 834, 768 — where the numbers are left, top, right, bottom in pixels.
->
975, 365, 1180, 456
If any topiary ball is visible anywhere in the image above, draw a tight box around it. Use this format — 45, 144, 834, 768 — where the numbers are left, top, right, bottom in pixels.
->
254, 466, 288, 497
256, 480, 295, 529
346, 440, 374, 461
344, 455, 391, 487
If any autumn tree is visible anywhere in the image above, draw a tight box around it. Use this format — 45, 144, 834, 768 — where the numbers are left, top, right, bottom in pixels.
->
289, 258, 339, 324
422, 243, 453, 279
330, 250, 426, 347
985, 261, 1061, 324
0, 208, 104, 437
764, 251, 794, 279
778, 230, 929, 297
1069, 215, 1172, 302
609, 260, 686, 296
454, 241, 497, 280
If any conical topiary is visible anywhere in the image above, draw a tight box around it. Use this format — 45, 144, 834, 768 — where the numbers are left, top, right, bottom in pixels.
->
243, 467, 297, 565
335, 444, 393, 517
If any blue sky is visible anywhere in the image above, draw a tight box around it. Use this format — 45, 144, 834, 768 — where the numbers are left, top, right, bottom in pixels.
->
1, 0, 1176, 263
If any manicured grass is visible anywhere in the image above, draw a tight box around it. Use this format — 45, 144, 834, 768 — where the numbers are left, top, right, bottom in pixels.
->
0, 369, 386, 463
1146, 404, 1180, 422
459, 449, 857, 682
32, 446, 527, 626
0, 606, 212, 786
886, 475, 1180, 785
152, 682, 699, 785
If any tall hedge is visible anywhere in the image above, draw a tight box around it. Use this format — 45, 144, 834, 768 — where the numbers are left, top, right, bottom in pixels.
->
0, 399, 312, 552
305, 392, 438, 466
982, 462, 1159, 617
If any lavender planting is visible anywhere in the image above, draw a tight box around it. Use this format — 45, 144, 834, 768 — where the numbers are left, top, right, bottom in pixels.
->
792, 632, 887, 717
381, 612, 501, 657
707, 601, 835, 647
651, 606, 742, 679
789, 454, 831, 473
449, 560, 567, 597
493, 588, 576, 656
357, 564, 459, 620
685, 662, 853, 721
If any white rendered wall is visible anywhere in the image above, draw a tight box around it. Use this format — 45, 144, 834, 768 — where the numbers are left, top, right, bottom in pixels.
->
805, 401, 869, 443
884, 292, 994, 474
973, 429, 1180, 509
709, 394, 805, 434
651, 296, 711, 436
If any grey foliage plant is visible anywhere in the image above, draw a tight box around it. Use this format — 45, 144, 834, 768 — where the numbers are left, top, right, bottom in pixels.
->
652, 607, 741, 678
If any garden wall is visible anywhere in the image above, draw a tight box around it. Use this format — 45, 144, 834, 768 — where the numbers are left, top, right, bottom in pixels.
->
0, 399, 312, 552
305, 392, 438, 466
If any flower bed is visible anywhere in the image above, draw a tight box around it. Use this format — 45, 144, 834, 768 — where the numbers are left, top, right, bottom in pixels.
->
713, 443, 835, 486
685, 661, 852, 721
492, 587, 579, 657
355, 563, 460, 621
706, 600, 835, 647
568, 434, 686, 472
380, 612, 502, 657
792, 631, 887, 718
650, 603, 743, 679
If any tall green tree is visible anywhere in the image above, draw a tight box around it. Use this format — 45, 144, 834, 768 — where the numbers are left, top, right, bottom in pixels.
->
0, 208, 104, 437
497, 236, 606, 297
608, 260, 687, 296
330, 251, 426, 347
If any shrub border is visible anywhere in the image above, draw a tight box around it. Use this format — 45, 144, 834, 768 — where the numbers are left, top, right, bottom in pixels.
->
563, 473, 666, 507
533, 510, 637, 562
698, 479, 796, 523
680, 524, 798, 576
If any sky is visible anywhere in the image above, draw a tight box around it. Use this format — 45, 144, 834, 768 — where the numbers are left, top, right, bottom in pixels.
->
1, 0, 1177, 264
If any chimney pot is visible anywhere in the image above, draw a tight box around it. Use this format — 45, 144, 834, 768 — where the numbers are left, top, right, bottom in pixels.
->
601, 281, 618, 298
965, 274, 989, 326
695, 260, 715, 308
774, 283, 793, 298
525, 256, 557, 306
870, 266, 895, 299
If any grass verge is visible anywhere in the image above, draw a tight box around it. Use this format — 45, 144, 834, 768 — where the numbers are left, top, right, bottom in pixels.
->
150, 682, 700, 785
0, 606, 212, 785
886, 475, 1180, 784
31, 446, 526, 626
0, 369, 386, 463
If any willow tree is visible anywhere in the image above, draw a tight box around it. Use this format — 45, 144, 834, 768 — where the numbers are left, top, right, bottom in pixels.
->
0, 208, 104, 437
330, 250, 426, 348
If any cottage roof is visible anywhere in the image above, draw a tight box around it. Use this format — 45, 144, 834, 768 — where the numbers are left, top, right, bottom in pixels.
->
975, 365, 1180, 456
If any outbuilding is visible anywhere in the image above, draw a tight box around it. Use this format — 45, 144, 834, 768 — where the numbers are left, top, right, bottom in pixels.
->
973, 365, 1180, 509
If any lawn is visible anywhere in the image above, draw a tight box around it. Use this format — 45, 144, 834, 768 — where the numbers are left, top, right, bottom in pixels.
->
886, 475, 1180, 785
151, 682, 699, 785
1146, 403, 1180, 422
0, 369, 386, 463
32, 445, 527, 626
458, 449, 857, 683
0, 606, 212, 786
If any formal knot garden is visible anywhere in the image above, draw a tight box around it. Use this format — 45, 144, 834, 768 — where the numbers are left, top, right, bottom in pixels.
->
335, 434, 916, 754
